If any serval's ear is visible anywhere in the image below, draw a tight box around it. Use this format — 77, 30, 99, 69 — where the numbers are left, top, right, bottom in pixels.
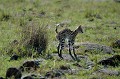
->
79, 25, 81, 28
77, 25, 82, 29
78, 25, 83, 33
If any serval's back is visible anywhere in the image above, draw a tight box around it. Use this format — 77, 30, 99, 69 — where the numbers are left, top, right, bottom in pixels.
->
56, 25, 83, 60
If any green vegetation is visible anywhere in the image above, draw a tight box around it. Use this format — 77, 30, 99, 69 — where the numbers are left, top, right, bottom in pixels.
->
0, 0, 120, 78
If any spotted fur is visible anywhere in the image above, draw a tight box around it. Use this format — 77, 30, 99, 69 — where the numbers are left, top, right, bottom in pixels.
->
56, 25, 83, 60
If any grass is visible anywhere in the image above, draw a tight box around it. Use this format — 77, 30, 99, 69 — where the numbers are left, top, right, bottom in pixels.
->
0, 0, 120, 78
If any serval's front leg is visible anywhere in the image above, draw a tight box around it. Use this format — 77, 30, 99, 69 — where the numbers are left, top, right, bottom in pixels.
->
73, 46, 78, 60
71, 41, 78, 61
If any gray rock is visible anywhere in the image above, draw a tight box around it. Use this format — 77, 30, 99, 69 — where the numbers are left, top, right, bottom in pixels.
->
114, 0, 120, 2
45, 69, 64, 78
111, 40, 120, 48
0, 77, 4, 79
93, 69, 120, 76
45, 68, 80, 78
98, 55, 120, 67
19, 60, 41, 72
22, 76, 34, 79
78, 42, 114, 54
52, 53, 87, 61
59, 65, 81, 75
21, 74, 45, 79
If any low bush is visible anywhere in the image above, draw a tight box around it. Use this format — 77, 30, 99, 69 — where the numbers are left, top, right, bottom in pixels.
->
6, 23, 48, 57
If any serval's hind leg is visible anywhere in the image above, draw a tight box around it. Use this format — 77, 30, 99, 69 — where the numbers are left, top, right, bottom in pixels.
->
68, 42, 76, 60
71, 41, 78, 61
73, 46, 78, 61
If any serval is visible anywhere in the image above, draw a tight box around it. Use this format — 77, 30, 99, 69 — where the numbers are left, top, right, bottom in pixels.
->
55, 25, 83, 60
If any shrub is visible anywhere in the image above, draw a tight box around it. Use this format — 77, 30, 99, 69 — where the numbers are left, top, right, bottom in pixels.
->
22, 23, 48, 54
6, 23, 48, 57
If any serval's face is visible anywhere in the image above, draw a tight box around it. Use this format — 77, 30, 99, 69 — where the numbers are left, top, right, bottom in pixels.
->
77, 25, 83, 33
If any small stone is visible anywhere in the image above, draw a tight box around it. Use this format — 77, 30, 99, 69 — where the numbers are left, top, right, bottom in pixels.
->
0, 77, 4, 79
93, 69, 120, 76
23, 76, 34, 79
98, 55, 120, 67
9, 54, 19, 61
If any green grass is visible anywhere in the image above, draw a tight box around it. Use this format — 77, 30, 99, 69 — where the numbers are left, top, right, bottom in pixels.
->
0, 0, 120, 78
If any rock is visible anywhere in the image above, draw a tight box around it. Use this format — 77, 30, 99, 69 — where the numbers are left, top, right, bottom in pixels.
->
52, 53, 73, 61
78, 42, 114, 54
30, 74, 45, 79
45, 65, 81, 78
59, 65, 73, 74
45, 69, 64, 78
59, 65, 80, 75
114, 0, 120, 3
39, 76, 45, 79
98, 55, 120, 67
6, 67, 22, 79
111, 40, 120, 48
52, 53, 86, 61
59, 65, 70, 70
19, 60, 40, 71
9, 54, 19, 61
93, 69, 120, 76
0, 77, 4, 79
22, 76, 34, 79
22, 74, 45, 79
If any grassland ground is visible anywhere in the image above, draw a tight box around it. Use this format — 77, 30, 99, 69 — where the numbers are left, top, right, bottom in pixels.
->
0, 0, 120, 79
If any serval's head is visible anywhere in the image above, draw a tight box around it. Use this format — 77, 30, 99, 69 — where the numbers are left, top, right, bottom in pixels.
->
76, 25, 83, 33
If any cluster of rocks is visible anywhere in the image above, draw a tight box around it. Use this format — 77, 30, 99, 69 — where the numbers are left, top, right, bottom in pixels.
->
1, 63, 80, 79
1, 60, 41, 79
2, 56, 120, 79
1, 39, 120, 79
77, 40, 120, 65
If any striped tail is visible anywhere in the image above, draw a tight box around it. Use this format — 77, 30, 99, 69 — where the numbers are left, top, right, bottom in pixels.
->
55, 24, 59, 34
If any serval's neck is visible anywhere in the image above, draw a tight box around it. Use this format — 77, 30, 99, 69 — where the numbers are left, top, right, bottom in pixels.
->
72, 29, 79, 38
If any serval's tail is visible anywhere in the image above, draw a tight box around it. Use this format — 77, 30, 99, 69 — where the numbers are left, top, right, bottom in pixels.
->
55, 24, 60, 34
